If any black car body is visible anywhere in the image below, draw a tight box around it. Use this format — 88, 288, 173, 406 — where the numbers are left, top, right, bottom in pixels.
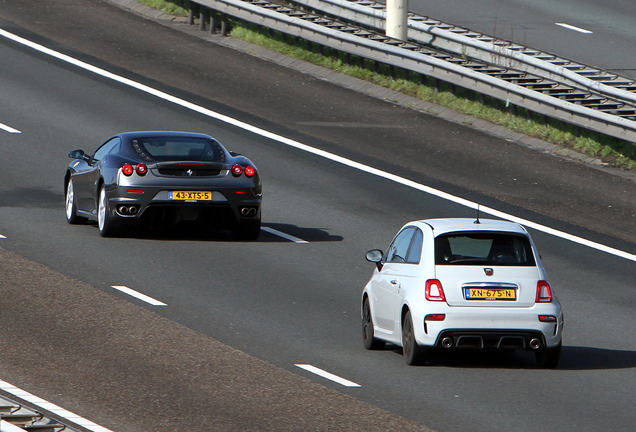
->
64, 131, 262, 239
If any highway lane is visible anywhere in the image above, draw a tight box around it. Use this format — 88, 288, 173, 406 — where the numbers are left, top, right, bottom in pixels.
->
2, 6, 636, 432
409, 0, 636, 79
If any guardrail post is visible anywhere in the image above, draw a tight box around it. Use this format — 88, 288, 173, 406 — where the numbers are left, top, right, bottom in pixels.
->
210, 9, 216, 34
221, 13, 228, 36
188, 4, 194, 25
200, 7, 207, 31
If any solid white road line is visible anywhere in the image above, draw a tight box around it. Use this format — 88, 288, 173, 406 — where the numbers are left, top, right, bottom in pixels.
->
295, 364, 361, 387
0, 379, 115, 432
111, 285, 167, 306
2, 28, 635, 263
0, 122, 21, 134
555, 23, 593, 34
261, 227, 309, 243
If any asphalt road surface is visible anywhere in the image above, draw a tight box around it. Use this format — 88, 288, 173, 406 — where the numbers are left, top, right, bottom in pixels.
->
1, 1, 636, 431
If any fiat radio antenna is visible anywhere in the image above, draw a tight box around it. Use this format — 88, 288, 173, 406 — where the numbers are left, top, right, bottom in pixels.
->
474, 205, 481, 224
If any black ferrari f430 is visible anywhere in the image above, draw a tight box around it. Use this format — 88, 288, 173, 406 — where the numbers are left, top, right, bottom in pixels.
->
64, 131, 262, 239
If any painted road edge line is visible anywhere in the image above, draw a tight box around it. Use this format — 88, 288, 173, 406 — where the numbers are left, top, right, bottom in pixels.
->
0, 379, 114, 432
111, 285, 167, 306
261, 227, 309, 243
0, 122, 21, 134
2, 28, 635, 263
555, 23, 593, 34
295, 364, 361, 387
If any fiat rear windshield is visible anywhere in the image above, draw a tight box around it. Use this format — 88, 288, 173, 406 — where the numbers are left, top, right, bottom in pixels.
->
132, 137, 225, 162
435, 232, 536, 266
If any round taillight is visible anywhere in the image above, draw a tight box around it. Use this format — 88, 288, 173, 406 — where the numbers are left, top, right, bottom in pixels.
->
136, 163, 148, 176
122, 164, 134, 176
244, 166, 256, 177
231, 164, 243, 177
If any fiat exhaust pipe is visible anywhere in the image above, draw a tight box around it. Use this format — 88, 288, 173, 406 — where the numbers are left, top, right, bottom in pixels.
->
529, 338, 541, 350
441, 337, 453, 348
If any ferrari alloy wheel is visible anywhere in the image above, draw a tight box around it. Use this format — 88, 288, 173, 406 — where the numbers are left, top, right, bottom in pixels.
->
98, 185, 117, 237
362, 297, 385, 350
402, 310, 427, 366
65, 179, 86, 224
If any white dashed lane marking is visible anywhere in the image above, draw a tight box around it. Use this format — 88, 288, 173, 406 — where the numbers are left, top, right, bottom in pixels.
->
555, 23, 593, 34
111, 285, 167, 306
262, 227, 309, 243
0, 122, 21, 133
295, 364, 361, 387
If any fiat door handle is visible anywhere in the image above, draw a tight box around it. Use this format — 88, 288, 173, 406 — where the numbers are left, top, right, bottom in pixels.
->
390, 279, 398, 285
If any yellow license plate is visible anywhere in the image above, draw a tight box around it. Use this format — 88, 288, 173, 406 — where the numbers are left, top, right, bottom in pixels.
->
465, 288, 516, 300
169, 191, 212, 201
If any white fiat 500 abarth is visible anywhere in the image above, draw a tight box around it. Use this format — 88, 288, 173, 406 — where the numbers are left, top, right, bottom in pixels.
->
362, 218, 563, 368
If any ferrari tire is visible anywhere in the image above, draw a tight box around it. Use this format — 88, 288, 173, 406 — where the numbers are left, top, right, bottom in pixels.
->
362, 297, 386, 350
65, 179, 87, 224
98, 185, 118, 237
232, 216, 261, 240
402, 310, 427, 366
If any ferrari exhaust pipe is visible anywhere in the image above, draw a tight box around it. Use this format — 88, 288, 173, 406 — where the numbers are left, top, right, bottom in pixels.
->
118, 205, 128, 215
441, 337, 453, 348
128, 206, 138, 215
248, 208, 257, 216
240, 207, 250, 216
529, 338, 541, 350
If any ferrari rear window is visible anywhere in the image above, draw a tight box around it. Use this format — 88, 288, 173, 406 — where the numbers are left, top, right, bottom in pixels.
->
132, 137, 225, 162
435, 232, 536, 266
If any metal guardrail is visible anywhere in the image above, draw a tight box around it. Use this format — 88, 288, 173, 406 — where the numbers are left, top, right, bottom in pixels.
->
190, 0, 636, 144
0, 393, 73, 432
290, 0, 636, 106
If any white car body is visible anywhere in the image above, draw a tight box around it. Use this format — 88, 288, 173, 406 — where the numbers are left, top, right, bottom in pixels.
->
361, 218, 564, 367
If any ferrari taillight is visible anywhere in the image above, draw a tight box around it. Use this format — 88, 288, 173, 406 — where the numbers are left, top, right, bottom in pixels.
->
425, 279, 446, 302
536, 280, 553, 303
136, 163, 148, 176
244, 166, 256, 177
231, 164, 243, 177
122, 164, 134, 176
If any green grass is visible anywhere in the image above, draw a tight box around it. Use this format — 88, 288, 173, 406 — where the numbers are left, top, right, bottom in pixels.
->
136, 0, 189, 16
136, 1, 636, 169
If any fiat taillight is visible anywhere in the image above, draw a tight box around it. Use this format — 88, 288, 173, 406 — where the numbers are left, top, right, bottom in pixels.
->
536, 280, 553, 303
425, 279, 446, 302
